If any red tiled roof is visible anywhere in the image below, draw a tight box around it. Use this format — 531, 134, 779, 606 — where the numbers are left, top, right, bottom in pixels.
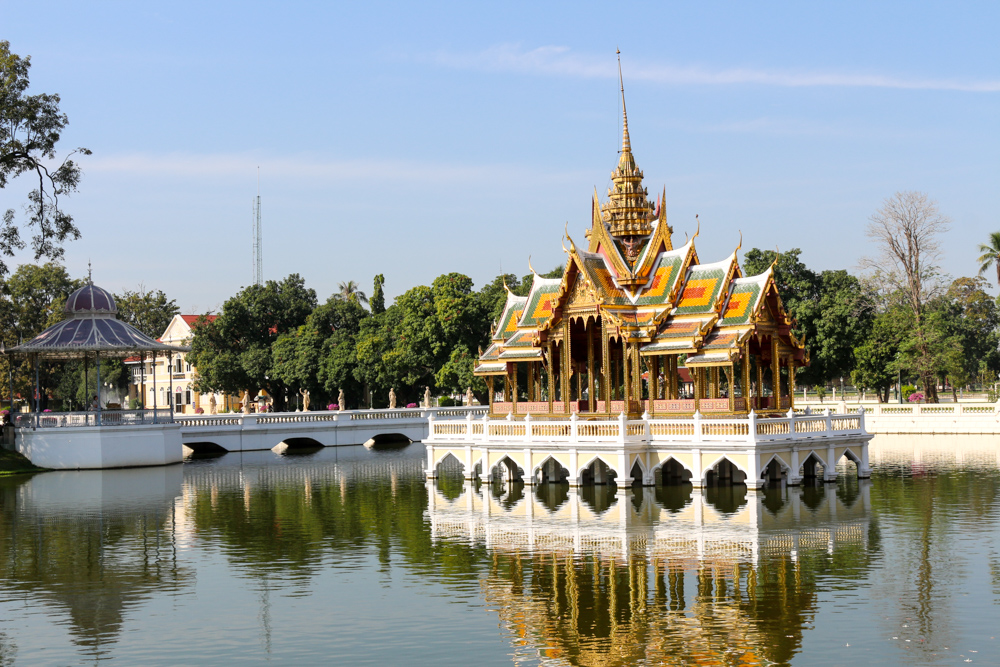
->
182, 314, 216, 326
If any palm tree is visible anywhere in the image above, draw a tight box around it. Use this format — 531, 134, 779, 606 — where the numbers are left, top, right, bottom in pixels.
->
335, 280, 368, 305
977, 231, 1000, 287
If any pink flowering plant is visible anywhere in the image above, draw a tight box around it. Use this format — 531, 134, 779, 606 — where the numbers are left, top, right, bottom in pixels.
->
328, 404, 339, 411
908, 392, 925, 403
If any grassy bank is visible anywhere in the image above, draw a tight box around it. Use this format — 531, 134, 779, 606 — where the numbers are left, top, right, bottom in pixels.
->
0, 448, 46, 476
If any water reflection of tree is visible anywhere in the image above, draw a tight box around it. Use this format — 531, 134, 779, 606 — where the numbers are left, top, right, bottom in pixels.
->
869, 465, 1000, 657
0, 477, 190, 659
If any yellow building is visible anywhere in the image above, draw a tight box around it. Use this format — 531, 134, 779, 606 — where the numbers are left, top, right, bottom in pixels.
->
125, 315, 237, 414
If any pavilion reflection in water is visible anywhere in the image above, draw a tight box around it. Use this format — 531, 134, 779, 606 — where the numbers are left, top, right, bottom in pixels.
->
427, 477, 873, 665
0, 467, 189, 658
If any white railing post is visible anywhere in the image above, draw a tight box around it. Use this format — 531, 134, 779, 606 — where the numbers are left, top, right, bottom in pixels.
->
693, 410, 702, 443
571, 412, 580, 443
466, 411, 473, 439
858, 406, 866, 434
824, 408, 832, 435
642, 410, 651, 445
482, 413, 490, 443
617, 412, 626, 445
525, 412, 533, 443
747, 410, 757, 444
787, 408, 795, 438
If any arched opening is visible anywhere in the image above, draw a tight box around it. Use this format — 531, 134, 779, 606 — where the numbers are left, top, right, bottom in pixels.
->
579, 457, 618, 487
838, 449, 861, 475
491, 456, 523, 485
535, 457, 570, 485
799, 452, 827, 483
435, 452, 466, 478
704, 457, 747, 487
363, 433, 412, 449
183, 441, 228, 457
629, 461, 644, 487
434, 453, 466, 500
762, 457, 786, 485
273, 437, 324, 455
656, 459, 693, 486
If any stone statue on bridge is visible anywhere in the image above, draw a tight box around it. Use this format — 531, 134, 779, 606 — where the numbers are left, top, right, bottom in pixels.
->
466, 387, 474, 406
389, 388, 396, 409
299, 387, 311, 412
424, 386, 432, 408
209, 394, 217, 415
338, 388, 345, 411
241, 390, 250, 414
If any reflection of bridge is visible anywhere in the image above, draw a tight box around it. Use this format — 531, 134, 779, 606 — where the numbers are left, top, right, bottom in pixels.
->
176, 407, 486, 453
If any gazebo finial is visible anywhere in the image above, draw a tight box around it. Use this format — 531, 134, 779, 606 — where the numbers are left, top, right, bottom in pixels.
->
87, 260, 93, 284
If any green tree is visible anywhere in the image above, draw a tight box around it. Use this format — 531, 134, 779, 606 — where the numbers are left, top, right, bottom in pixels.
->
114, 285, 179, 338
976, 231, 1000, 287
187, 275, 317, 410
370, 274, 385, 315
0, 262, 82, 404
0, 41, 90, 275
852, 307, 907, 402
335, 280, 368, 306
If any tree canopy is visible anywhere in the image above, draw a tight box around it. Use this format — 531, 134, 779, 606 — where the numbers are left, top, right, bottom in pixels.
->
0, 41, 89, 275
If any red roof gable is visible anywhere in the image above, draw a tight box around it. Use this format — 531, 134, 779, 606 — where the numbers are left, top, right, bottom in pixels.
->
182, 314, 216, 326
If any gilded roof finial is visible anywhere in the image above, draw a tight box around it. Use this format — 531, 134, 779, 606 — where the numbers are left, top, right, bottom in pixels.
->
528, 255, 537, 275
617, 48, 630, 154
736, 230, 743, 253
770, 246, 780, 269
87, 260, 92, 284
564, 222, 577, 254
692, 214, 701, 241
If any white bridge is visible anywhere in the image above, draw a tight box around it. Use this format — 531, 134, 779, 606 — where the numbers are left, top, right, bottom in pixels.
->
176, 406, 487, 453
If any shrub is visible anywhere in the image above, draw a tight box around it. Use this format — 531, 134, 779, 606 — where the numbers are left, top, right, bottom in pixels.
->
437, 396, 456, 407
194, 407, 204, 414
901, 385, 917, 401
406, 402, 417, 408
815, 387, 827, 402
327, 403, 339, 411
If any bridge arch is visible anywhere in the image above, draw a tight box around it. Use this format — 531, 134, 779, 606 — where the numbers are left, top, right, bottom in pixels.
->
578, 455, 619, 486
363, 433, 412, 449
533, 456, 570, 484
184, 441, 229, 455
760, 454, 791, 483
491, 456, 523, 484
433, 451, 466, 477
702, 455, 748, 486
799, 451, 827, 480
275, 437, 325, 451
653, 457, 693, 486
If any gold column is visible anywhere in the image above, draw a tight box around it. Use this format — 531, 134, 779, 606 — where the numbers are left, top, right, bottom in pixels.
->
576, 367, 583, 403
693, 367, 701, 413
587, 321, 595, 413
670, 356, 678, 400
526, 363, 534, 402
601, 318, 611, 414
789, 362, 797, 410
487, 376, 495, 412
562, 320, 571, 413
756, 352, 764, 408
650, 355, 659, 415
621, 337, 630, 409
728, 363, 735, 413
632, 342, 642, 407
710, 367, 719, 399
741, 347, 751, 412
771, 336, 780, 410
511, 363, 518, 412
546, 341, 554, 413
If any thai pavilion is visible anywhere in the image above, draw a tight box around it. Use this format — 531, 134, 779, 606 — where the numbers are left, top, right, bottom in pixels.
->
474, 103, 808, 420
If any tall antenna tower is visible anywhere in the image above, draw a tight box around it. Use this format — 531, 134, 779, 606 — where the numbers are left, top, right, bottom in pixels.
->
252, 167, 263, 286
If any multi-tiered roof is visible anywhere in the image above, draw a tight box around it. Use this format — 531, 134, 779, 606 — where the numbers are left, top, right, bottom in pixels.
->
476, 93, 807, 378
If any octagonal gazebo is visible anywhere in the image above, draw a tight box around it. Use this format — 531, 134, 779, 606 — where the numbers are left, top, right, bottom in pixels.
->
4, 282, 190, 469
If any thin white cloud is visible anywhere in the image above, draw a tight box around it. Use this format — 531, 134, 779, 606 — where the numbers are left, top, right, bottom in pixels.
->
86, 152, 590, 184
427, 43, 1000, 93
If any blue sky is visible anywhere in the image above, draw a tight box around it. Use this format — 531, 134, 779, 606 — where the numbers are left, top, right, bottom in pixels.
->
3, 1, 998, 311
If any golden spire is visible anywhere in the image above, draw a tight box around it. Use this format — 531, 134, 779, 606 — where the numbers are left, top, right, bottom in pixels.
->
618, 48, 630, 154
601, 50, 654, 239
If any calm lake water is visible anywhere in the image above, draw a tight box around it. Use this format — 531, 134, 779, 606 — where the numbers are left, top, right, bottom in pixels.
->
0, 435, 998, 666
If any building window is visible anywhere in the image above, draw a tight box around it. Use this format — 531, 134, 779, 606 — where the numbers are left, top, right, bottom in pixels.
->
175, 358, 183, 373
185, 389, 191, 405
186, 362, 192, 372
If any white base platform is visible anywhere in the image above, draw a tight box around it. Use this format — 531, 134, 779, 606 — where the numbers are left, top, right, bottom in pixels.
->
17, 423, 184, 469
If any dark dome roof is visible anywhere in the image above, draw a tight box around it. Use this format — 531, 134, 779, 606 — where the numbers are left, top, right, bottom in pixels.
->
65, 283, 118, 316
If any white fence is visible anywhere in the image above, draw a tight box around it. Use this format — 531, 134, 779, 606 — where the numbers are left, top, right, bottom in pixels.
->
427, 409, 866, 446
176, 406, 487, 429
16, 409, 175, 428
